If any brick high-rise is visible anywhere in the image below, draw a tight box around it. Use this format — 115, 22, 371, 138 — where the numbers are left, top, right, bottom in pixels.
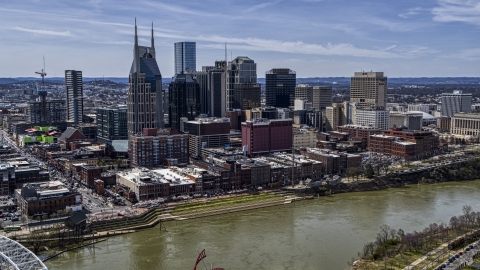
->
241, 118, 292, 157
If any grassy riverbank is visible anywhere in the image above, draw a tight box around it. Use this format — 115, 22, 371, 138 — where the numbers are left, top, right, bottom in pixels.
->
86, 191, 295, 233
171, 192, 282, 215
354, 205, 480, 270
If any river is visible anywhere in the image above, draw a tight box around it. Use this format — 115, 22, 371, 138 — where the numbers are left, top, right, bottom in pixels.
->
46, 180, 480, 270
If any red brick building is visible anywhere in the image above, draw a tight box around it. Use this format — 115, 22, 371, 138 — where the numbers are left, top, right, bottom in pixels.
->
15, 182, 82, 216
79, 165, 102, 187
337, 125, 382, 147
369, 128, 439, 159
241, 118, 292, 157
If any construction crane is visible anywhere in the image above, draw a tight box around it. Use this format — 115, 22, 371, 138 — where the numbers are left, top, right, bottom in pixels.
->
35, 57, 47, 125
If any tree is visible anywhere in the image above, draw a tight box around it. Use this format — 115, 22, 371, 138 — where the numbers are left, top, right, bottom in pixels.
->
25, 230, 47, 254
365, 164, 374, 178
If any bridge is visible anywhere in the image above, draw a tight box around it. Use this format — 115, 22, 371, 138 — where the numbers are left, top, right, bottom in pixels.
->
0, 236, 48, 270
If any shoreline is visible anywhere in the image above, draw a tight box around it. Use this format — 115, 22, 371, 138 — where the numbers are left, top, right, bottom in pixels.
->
86, 193, 309, 234
84, 156, 480, 235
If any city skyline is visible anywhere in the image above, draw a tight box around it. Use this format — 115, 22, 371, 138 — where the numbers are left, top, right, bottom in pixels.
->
0, 0, 479, 78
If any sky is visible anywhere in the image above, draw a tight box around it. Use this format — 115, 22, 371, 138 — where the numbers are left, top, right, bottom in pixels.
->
0, 0, 479, 78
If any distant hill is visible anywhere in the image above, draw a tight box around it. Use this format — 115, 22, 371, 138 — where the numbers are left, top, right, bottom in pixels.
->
1, 77, 479, 85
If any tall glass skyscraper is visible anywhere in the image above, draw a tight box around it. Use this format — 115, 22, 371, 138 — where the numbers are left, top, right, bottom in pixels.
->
265, 68, 296, 108
174, 42, 196, 74
65, 70, 83, 125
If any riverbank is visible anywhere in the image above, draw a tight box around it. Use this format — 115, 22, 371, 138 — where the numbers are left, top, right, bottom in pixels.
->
313, 156, 480, 196
85, 157, 480, 234
87, 192, 309, 233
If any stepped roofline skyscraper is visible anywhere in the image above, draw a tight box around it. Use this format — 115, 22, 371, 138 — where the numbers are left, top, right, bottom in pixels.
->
128, 19, 164, 135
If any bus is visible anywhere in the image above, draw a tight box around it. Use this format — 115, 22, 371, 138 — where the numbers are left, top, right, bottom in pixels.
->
4, 226, 21, 232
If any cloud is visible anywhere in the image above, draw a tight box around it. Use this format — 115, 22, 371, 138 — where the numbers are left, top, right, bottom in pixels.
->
454, 48, 480, 60
383, 45, 397, 51
124, 28, 437, 59
399, 7, 428, 19
245, 0, 282, 12
92, 40, 131, 45
432, 0, 480, 26
14, 26, 73, 37
140, 0, 218, 17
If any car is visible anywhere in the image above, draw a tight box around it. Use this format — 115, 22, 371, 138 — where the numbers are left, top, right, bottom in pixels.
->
455, 254, 459, 258
458, 251, 463, 255
466, 247, 470, 251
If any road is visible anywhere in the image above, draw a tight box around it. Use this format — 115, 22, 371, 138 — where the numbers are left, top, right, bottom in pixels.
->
0, 129, 130, 222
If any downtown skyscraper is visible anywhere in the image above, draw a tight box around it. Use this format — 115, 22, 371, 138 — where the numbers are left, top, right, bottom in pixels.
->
226, 56, 259, 111
174, 42, 196, 74
265, 68, 296, 108
65, 70, 83, 125
350, 71, 387, 109
127, 20, 163, 135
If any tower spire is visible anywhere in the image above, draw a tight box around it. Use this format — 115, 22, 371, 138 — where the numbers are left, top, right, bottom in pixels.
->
151, 21, 154, 49
133, 17, 140, 73
134, 17, 138, 46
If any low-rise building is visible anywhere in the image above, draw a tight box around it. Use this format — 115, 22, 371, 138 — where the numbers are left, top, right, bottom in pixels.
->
300, 148, 361, 176
15, 181, 82, 216
293, 128, 316, 148
450, 113, 480, 137
116, 168, 171, 201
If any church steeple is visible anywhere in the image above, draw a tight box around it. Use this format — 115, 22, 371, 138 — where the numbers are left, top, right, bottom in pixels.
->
151, 22, 155, 49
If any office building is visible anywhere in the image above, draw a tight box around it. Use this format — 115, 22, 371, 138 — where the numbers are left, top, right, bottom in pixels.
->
441, 90, 472, 117
27, 100, 66, 126
389, 112, 423, 130
65, 70, 83, 125
15, 181, 82, 216
326, 103, 347, 131
227, 57, 257, 110
181, 117, 231, 158
265, 68, 296, 108
355, 109, 390, 130
369, 128, 439, 159
208, 61, 227, 117
232, 83, 261, 110
337, 125, 382, 146
437, 116, 451, 133
191, 71, 209, 114
407, 104, 430, 114
450, 113, 480, 136
168, 73, 201, 130
128, 21, 163, 135
129, 128, 189, 167
350, 72, 387, 109
96, 107, 128, 142
294, 99, 312, 111
241, 118, 292, 157
295, 84, 332, 110
174, 42, 196, 74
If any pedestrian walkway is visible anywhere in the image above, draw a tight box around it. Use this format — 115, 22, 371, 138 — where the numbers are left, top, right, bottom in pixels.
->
402, 243, 448, 270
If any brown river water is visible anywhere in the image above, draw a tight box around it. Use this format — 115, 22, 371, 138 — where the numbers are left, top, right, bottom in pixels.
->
46, 180, 480, 270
